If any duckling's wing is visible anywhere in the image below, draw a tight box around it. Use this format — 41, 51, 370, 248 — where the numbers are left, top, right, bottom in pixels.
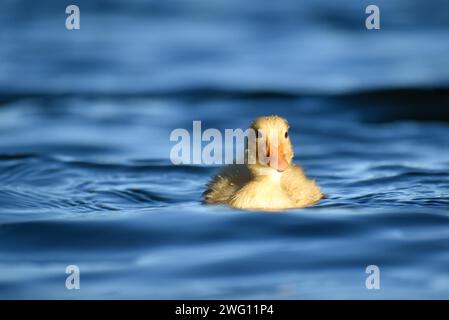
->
282, 165, 323, 207
203, 165, 251, 204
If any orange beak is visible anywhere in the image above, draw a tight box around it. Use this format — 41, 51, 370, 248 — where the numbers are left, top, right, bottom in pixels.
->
267, 141, 289, 172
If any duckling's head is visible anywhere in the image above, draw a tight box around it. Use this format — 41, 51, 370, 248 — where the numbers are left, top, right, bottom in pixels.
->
247, 115, 294, 173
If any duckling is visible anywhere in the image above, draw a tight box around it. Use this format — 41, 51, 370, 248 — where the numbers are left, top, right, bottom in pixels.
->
203, 115, 323, 210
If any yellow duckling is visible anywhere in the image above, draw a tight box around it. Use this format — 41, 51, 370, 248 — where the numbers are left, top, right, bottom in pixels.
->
203, 115, 323, 210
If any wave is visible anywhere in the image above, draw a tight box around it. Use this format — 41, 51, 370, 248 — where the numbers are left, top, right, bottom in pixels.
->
1, 86, 448, 103
1, 87, 449, 124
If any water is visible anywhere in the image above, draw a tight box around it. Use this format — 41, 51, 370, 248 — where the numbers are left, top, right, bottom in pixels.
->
1, 0, 449, 299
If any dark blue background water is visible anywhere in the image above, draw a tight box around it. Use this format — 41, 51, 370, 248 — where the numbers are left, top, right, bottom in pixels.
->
1, 0, 449, 299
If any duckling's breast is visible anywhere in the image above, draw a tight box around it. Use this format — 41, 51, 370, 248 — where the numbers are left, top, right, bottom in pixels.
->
230, 173, 294, 210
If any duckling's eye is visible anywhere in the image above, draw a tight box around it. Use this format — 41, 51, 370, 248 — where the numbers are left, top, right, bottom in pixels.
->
284, 131, 288, 139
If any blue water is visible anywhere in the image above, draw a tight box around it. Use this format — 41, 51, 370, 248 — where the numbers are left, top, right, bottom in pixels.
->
1, 0, 449, 299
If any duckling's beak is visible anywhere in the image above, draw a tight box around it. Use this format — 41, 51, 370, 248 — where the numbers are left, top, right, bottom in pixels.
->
267, 141, 289, 172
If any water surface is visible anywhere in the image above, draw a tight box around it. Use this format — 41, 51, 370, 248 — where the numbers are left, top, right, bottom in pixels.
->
1, 0, 449, 299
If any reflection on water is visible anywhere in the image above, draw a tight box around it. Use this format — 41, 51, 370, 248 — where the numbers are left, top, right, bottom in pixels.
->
0, 0, 449, 299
